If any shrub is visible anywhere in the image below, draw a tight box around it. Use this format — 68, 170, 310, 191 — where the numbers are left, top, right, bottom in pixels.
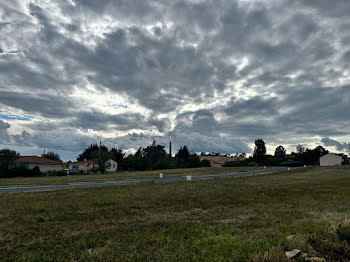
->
154, 158, 178, 170
46, 169, 67, 177
280, 161, 305, 167
2, 165, 44, 178
264, 156, 281, 166
223, 160, 250, 167
201, 159, 211, 167
91, 167, 99, 174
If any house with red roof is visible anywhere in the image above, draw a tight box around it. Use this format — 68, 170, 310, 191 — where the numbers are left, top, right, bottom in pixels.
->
15, 156, 64, 172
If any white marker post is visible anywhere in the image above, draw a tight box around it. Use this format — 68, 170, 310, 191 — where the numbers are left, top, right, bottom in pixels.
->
304, 165, 307, 168
288, 168, 291, 171
186, 176, 192, 181
264, 166, 266, 169
159, 173, 163, 179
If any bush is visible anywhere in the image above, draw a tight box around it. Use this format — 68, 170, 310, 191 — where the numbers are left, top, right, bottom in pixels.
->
46, 169, 67, 177
280, 161, 305, 167
201, 159, 211, 167
264, 156, 281, 166
1, 165, 43, 178
223, 160, 250, 167
91, 167, 99, 174
154, 158, 178, 170
135, 157, 153, 171
186, 154, 201, 168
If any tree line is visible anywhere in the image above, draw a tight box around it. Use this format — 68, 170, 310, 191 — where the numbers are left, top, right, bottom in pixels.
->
76, 141, 211, 172
0, 138, 346, 178
224, 139, 332, 167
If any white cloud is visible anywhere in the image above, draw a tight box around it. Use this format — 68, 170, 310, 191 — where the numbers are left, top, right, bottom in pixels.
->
0, 0, 350, 160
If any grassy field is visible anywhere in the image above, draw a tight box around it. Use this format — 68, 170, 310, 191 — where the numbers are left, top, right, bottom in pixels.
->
0, 166, 349, 261
0, 167, 259, 186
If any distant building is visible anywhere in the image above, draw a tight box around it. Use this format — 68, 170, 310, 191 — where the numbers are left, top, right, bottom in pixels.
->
68, 159, 96, 173
199, 155, 245, 167
68, 159, 118, 174
15, 156, 63, 172
105, 159, 118, 172
207, 159, 222, 167
319, 153, 343, 166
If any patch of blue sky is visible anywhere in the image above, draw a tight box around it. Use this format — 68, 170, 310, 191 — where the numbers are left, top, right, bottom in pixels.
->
0, 48, 3, 54
9, 50, 20, 54
108, 102, 129, 109
0, 111, 33, 121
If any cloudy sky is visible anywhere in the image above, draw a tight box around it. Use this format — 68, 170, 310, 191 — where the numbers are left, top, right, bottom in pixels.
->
1, 0, 350, 161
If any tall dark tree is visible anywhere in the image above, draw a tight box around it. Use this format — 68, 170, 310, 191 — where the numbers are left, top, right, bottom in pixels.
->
41, 151, 61, 162
274, 145, 286, 160
134, 147, 143, 158
253, 139, 266, 163
296, 144, 305, 154
314, 146, 328, 157
110, 147, 125, 163
77, 143, 108, 161
0, 149, 19, 174
187, 153, 201, 168
143, 140, 166, 163
175, 146, 190, 163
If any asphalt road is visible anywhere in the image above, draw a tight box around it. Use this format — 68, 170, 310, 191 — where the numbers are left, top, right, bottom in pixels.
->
0, 167, 291, 194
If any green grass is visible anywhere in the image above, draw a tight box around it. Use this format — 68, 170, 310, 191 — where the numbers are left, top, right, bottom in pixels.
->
0, 167, 259, 186
0, 166, 349, 261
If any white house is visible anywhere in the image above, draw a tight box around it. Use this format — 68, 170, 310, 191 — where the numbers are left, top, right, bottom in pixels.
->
68, 159, 118, 173
319, 153, 343, 166
105, 159, 118, 172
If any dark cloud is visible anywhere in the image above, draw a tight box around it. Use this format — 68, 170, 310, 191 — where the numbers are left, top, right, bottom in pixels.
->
0, 120, 11, 142
168, 110, 251, 154
1, 0, 350, 159
321, 137, 350, 152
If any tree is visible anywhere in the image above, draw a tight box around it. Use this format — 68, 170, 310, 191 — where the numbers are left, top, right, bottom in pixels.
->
110, 147, 125, 163
77, 143, 108, 161
264, 156, 281, 166
296, 146, 329, 165
274, 145, 286, 160
314, 146, 328, 157
186, 153, 201, 168
143, 140, 166, 163
41, 151, 61, 162
296, 144, 305, 154
175, 146, 190, 164
253, 139, 266, 163
201, 159, 211, 167
134, 147, 143, 158
90, 151, 113, 174
0, 149, 19, 175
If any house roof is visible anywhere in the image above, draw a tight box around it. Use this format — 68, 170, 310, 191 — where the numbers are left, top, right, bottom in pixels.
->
15, 156, 62, 165
70, 160, 93, 165
320, 153, 343, 159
